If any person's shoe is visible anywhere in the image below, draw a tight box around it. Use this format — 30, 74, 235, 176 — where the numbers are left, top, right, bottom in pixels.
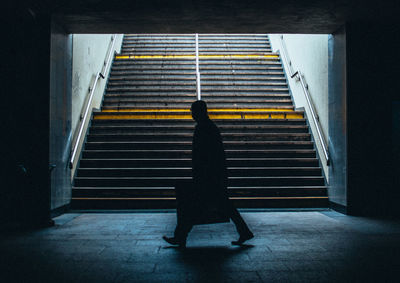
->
162, 236, 186, 248
231, 232, 254, 246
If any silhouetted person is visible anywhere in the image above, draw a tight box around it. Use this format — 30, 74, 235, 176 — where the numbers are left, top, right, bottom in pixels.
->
163, 100, 254, 248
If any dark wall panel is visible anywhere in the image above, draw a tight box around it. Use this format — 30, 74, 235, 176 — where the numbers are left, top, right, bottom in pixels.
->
49, 20, 72, 211
393, 101, 400, 216
1, 9, 53, 226
346, 22, 399, 216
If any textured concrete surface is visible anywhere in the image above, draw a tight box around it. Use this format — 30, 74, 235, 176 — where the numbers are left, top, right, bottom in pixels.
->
48, 0, 399, 34
1, 210, 400, 282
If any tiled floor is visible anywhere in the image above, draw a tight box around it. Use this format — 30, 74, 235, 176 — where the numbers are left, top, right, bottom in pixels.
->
1, 210, 400, 282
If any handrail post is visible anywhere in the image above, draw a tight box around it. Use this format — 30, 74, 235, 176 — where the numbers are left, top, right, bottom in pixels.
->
195, 33, 201, 100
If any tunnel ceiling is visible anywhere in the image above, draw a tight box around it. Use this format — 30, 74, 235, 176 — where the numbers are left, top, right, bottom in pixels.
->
25, 0, 400, 34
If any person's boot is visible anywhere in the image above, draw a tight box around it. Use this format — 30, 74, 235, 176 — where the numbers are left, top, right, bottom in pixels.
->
162, 236, 186, 248
231, 231, 254, 246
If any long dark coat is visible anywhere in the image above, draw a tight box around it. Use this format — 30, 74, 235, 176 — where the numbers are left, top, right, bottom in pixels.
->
176, 118, 230, 225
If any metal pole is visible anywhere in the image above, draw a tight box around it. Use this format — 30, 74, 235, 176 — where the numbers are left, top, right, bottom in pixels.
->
195, 33, 201, 100
298, 73, 330, 164
70, 72, 100, 168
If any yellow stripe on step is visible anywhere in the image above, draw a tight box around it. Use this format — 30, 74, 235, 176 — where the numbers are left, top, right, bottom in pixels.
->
94, 113, 303, 120
95, 114, 194, 120
115, 54, 279, 60
101, 108, 294, 113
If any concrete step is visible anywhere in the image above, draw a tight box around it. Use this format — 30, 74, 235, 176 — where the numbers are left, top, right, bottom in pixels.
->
109, 75, 196, 80
93, 110, 303, 120
101, 102, 293, 109
123, 35, 268, 40
198, 60, 280, 65
112, 59, 195, 66
110, 71, 284, 76
78, 158, 319, 168
72, 186, 326, 198
106, 86, 288, 91
200, 65, 283, 71
82, 149, 316, 159
122, 43, 271, 47
88, 124, 308, 134
91, 118, 307, 126
70, 197, 328, 209
74, 176, 325, 187
108, 75, 285, 81
103, 95, 291, 101
102, 96, 292, 103
121, 47, 196, 51
113, 59, 281, 65
200, 82, 287, 86
119, 52, 196, 56
84, 141, 315, 151
77, 167, 322, 177
121, 44, 272, 50
104, 92, 289, 98
198, 51, 273, 55
107, 81, 293, 86
110, 71, 197, 76
121, 48, 273, 52
123, 36, 195, 40
122, 43, 195, 47
86, 132, 311, 142
200, 87, 289, 91
107, 81, 196, 86
198, 35, 268, 38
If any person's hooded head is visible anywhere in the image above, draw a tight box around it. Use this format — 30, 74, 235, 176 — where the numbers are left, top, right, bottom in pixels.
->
191, 100, 209, 122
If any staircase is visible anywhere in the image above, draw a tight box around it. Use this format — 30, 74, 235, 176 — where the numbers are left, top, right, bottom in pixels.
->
72, 34, 328, 209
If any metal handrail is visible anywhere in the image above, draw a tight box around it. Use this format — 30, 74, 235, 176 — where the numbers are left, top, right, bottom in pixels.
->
69, 34, 118, 169
279, 35, 330, 165
195, 33, 201, 100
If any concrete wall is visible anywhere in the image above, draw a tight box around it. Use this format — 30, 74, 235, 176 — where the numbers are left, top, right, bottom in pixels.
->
71, 34, 123, 176
72, 34, 123, 136
269, 34, 329, 180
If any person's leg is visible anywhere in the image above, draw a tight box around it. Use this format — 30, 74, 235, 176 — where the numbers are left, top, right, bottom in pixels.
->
163, 216, 193, 248
228, 201, 254, 245
174, 221, 193, 242
229, 203, 252, 235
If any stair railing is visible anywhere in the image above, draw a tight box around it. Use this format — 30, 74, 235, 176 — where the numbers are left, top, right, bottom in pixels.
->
195, 33, 201, 100
69, 34, 118, 169
278, 35, 330, 165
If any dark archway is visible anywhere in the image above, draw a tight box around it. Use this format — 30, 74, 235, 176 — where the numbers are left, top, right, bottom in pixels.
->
3, 0, 399, 227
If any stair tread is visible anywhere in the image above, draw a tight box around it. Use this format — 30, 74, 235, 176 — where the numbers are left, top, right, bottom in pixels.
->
73, 186, 327, 190
80, 157, 318, 161
95, 110, 301, 114
78, 167, 321, 171
83, 149, 314, 152
89, 125, 306, 129
88, 132, 309, 136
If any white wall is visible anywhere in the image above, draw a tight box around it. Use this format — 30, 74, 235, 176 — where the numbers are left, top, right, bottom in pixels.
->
71, 34, 123, 177
269, 34, 329, 179
72, 34, 123, 134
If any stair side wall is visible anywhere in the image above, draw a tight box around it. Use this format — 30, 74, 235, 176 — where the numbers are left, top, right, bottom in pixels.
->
269, 34, 329, 180
70, 34, 123, 178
